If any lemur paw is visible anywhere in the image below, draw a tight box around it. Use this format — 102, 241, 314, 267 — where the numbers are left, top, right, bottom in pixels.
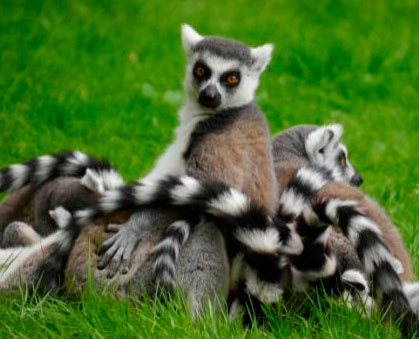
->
97, 220, 141, 277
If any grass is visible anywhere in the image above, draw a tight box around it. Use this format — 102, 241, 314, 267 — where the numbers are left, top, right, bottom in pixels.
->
0, 0, 418, 337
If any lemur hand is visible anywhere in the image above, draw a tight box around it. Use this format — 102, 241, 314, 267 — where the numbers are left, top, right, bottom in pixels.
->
97, 213, 144, 278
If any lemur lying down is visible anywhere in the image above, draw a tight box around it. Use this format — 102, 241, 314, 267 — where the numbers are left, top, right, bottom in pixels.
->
0, 125, 417, 329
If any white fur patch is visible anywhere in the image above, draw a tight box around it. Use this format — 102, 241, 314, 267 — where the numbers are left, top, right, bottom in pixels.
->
361, 243, 398, 275
278, 223, 304, 255
346, 215, 382, 245
153, 254, 175, 272
169, 220, 190, 243
279, 188, 306, 217
81, 169, 104, 193
250, 44, 274, 73
207, 188, 250, 217
315, 226, 332, 245
296, 166, 329, 191
302, 205, 324, 227
49, 206, 72, 229
403, 282, 419, 315
235, 227, 279, 253
152, 237, 179, 257
100, 169, 124, 190
133, 180, 159, 204
341, 269, 368, 292
9, 164, 29, 191
181, 24, 203, 53
324, 199, 358, 224
305, 124, 343, 164
99, 190, 123, 212
74, 208, 95, 226
170, 176, 201, 204
61, 151, 89, 175
35, 155, 57, 183
244, 266, 283, 304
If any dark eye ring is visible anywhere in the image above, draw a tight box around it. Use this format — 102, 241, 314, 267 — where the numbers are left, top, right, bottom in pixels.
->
222, 71, 241, 87
339, 154, 347, 167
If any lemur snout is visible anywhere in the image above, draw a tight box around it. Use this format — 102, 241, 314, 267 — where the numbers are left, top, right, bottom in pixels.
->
198, 85, 221, 109
351, 173, 363, 187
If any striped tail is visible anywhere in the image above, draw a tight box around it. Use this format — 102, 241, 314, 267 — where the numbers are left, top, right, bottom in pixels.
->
38, 175, 303, 303
313, 199, 417, 333
0, 150, 121, 192
152, 219, 195, 291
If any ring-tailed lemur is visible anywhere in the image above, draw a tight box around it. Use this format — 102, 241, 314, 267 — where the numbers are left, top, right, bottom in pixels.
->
271, 124, 417, 332
0, 125, 417, 330
0, 25, 303, 314
33, 130, 416, 332
148, 123, 413, 315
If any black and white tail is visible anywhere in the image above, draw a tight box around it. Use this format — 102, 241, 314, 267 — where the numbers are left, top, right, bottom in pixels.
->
312, 199, 417, 333
150, 164, 335, 292
39, 175, 303, 303
152, 219, 195, 290
0, 150, 122, 192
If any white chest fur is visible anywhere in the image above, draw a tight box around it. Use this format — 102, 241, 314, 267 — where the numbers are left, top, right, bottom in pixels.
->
143, 104, 207, 182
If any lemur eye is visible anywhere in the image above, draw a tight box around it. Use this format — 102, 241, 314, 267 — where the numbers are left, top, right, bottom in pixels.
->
193, 62, 210, 81
195, 67, 205, 77
339, 153, 347, 167
227, 74, 239, 86
221, 71, 241, 87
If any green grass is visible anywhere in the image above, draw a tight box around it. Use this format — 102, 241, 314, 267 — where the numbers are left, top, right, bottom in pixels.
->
0, 0, 418, 337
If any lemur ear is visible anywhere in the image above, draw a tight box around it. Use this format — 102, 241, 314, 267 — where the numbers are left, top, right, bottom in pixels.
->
305, 124, 343, 161
250, 43, 274, 73
181, 24, 203, 54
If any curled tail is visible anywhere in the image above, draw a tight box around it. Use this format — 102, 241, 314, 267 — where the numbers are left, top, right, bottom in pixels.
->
313, 199, 417, 333
0, 150, 122, 192
39, 175, 302, 301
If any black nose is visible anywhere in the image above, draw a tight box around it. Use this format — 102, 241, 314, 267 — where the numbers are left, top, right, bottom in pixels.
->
198, 85, 221, 109
351, 173, 363, 187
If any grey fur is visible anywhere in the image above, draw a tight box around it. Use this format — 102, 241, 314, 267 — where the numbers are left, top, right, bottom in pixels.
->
272, 124, 317, 166
193, 37, 253, 65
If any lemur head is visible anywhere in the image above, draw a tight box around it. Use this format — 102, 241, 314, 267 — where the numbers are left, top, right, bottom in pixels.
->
181, 24, 273, 112
305, 124, 363, 186
272, 124, 363, 187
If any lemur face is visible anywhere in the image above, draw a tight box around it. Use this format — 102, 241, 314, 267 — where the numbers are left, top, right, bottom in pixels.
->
305, 124, 363, 187
181, 24, 273, 112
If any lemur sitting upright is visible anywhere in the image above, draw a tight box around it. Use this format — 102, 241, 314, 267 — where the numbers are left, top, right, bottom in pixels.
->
0, 25, 302, 314
147, 123, 414, 313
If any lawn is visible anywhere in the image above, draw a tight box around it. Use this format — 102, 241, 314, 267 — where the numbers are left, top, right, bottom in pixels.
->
0, 0, 418, 337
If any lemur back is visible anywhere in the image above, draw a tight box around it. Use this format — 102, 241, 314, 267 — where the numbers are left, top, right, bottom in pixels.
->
272, 124, 417, 333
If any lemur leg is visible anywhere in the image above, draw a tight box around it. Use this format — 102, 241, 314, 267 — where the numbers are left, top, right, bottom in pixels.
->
97, 208, 180, 278
2, 221, 42, 247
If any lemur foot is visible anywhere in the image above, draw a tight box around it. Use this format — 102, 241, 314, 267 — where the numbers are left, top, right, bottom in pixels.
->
2, 221, 41, 247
